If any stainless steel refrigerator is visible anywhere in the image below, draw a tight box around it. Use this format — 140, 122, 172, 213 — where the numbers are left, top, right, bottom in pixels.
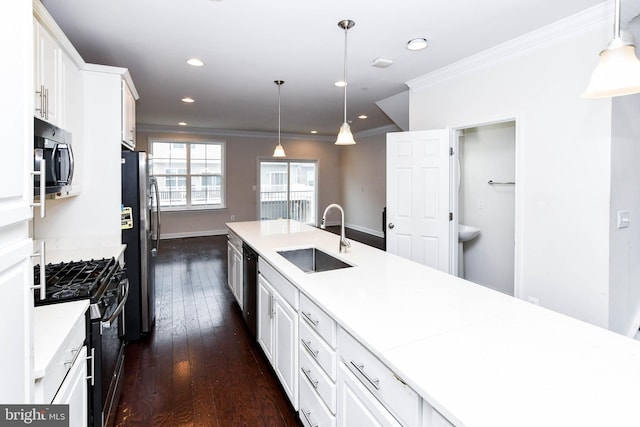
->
121, 150, 160, 341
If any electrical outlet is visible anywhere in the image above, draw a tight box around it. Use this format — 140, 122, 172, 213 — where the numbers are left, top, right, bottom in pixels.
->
230, 214, 235, 221
617, 210, 630, 229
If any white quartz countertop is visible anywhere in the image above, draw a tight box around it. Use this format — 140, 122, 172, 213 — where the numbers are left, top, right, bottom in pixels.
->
228, 219, 640, 427
33, 300, 89, 379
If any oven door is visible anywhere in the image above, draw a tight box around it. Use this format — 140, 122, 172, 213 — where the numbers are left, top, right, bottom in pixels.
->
90, 272, 129, 427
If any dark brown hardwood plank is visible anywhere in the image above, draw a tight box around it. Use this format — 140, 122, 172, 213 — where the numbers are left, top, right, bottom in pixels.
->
114, 236, 300, 427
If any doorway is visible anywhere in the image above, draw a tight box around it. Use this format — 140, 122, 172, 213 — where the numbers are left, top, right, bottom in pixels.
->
456, 121, 516, 295
258, 160, 317, 225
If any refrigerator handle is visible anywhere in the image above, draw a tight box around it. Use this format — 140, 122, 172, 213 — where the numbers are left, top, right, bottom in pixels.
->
151, 176, 161, 256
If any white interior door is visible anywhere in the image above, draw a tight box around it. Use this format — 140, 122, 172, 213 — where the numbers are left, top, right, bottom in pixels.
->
386, 130, 451, 273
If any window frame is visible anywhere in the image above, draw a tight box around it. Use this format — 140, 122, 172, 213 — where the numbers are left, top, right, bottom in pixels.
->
151, 139, 226, 211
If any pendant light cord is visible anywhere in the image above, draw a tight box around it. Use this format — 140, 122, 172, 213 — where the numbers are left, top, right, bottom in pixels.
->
278, 83, 281, 145
615, 0, 621, 38
343, 26, 348, 124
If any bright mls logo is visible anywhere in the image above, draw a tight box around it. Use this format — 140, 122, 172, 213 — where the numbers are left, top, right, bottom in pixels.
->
0, 405, 69, 427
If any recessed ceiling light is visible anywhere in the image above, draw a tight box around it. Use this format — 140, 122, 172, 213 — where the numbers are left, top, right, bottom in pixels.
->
358, 114, 367, 119
310, 130, 318, 134
186, 58, 205, 67
334, 81, 347, 87
372, 57, 392, 68
178, 122, 187, 126
181, 97, 195, 103
407, 38, 428, 51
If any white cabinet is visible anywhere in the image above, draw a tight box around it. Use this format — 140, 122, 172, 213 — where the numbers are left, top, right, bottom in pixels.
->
33, 18, 61, 126
337, 363, 401, 427
0, 0, 35, 403
257, 258, 299, 409
422, 400, 455, 427
338, 328, 421, 427
298, 293, 338, 426
121, 79, 136, 150
227, 232, 243, 309
52, 346, 88, 427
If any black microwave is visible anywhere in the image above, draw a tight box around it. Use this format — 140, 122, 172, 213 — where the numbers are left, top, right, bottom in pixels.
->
34, 118, 74, 195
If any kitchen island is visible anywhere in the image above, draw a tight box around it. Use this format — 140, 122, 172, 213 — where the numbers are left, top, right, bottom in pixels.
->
228, 219, 640, 427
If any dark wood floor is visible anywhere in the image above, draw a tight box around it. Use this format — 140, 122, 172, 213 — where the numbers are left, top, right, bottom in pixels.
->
114, 236, 301, 427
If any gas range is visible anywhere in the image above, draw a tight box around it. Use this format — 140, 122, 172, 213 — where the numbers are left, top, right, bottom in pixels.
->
33, 257, 129, 427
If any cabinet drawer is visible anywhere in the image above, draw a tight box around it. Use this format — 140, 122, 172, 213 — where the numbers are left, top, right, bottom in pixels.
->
300, 318, 337, 381
300, 341, 337, 414
259, 258, 298, 309
35, 312, 86, 403
338, 328, 420, 427
299, 362, 336, 427
300, 292, 337, 348
227, 230, 242, 251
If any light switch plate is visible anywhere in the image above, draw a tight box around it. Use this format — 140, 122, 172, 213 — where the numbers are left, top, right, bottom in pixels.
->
617, 210, 630, 229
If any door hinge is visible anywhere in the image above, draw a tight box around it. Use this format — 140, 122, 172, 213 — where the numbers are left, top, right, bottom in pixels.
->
449, 212, 453, 221
449, 147, 454, 156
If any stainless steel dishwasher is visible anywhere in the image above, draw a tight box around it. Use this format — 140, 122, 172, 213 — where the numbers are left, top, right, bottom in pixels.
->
242, 242, 258, 338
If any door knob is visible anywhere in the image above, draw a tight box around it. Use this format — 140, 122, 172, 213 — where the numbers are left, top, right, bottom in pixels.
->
388, 223, 394, 229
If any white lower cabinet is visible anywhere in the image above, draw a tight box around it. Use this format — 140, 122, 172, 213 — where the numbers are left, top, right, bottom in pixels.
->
52, 346, 88, 427
422, 400, 455, 427
226, 235, 243, 309
300, 361, 336, 427
257, 259, 299, 409
338, 328, 421, 427
338, 362, 401, 427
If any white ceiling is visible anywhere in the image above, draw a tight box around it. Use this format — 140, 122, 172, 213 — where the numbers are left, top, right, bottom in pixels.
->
40, 0, 606, 137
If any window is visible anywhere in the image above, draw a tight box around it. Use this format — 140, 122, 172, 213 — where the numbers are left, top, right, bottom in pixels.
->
151, 140, 225, 209
259, 160, 317, 224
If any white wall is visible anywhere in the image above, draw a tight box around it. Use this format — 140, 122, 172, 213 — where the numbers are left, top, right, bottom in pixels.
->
460, 122, 515, 295
340, 128, 389, 237
609, 94, 640, 335
408, 6, 615, 329
136, 128, 341, 238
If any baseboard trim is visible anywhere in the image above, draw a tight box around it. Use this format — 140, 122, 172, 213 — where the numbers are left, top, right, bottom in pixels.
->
160, 229, 228, 240
345, 223, 385, 239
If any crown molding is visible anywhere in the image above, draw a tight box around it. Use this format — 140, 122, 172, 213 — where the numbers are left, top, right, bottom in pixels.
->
407, 3, 610, 91
136, 124, 336, 141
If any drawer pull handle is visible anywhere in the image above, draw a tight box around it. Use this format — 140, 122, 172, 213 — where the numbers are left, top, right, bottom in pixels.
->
350, 360, 380, 390
301, 339, 319, 358
86, 347, 95, 386
300, 408, 318, 427
301, 367, 319, 389
301, 311, 319, 327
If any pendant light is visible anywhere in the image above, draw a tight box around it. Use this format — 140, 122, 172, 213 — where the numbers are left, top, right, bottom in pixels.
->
583, 0, 640, 98
273, 80, 286, 158
335, 19, 356, 145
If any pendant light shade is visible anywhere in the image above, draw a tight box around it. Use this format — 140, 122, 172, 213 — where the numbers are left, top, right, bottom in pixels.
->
583, 0, 640, 98
335, 19, 356, 145
273, 80, 286, 157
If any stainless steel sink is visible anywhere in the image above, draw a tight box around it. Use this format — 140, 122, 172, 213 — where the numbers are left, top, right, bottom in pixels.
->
277, 247, 352, 273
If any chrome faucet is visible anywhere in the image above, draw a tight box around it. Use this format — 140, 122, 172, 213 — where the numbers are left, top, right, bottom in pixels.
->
320, 203, 350, 253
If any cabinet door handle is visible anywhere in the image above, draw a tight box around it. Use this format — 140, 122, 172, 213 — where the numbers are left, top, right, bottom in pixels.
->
301, 367, 319, 389
35, 85, 45, 117
31, 158, 46, 218
86, 347, 95, 386
44, 87, 49, 120
271, 294, 276, 318
301, 311, 319, 327
350, 360, 380, 390
300, 408, 318, 427
301, 339, 319, 359
30, 240, 46, 300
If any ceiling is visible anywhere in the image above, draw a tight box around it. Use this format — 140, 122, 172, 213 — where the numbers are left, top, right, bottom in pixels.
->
40, 0, 606, 137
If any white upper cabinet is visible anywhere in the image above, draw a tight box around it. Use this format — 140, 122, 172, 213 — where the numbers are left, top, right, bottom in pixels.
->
33, 18, 61, 126
121, 79, 136, 150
